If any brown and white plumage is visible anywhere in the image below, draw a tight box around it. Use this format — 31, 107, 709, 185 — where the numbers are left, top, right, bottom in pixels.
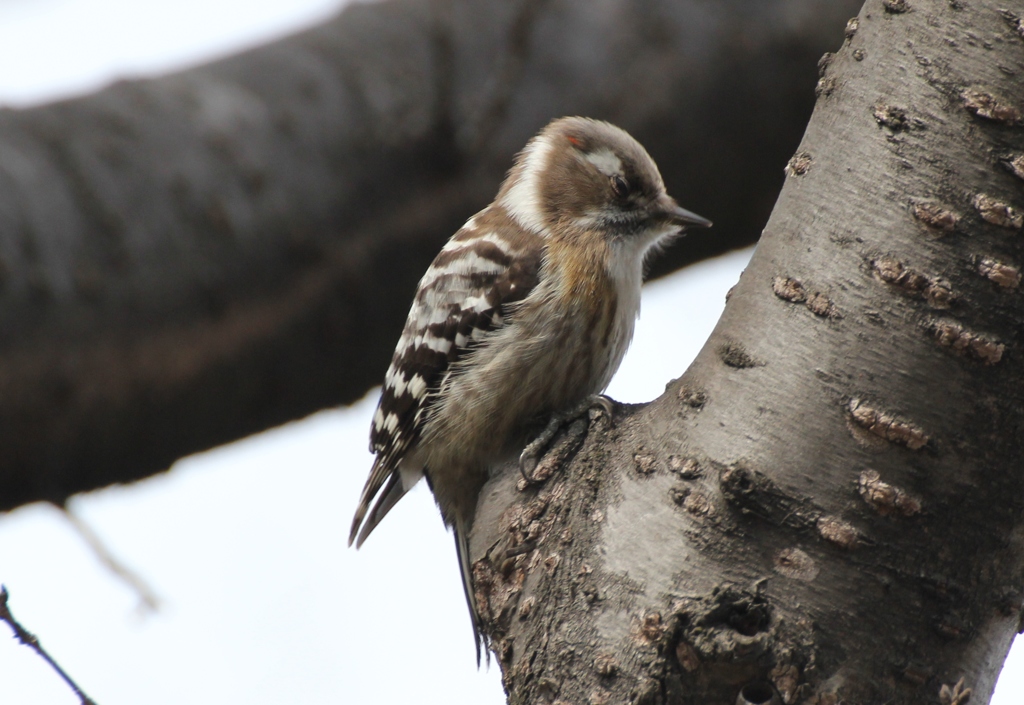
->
349, 209, 544, 546
349, 117, 710, 661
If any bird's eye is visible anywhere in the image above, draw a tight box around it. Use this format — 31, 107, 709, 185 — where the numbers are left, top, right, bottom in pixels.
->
610, 175, 630, 199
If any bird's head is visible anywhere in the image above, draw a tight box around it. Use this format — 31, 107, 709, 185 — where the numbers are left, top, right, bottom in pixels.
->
497, 116, 711, 249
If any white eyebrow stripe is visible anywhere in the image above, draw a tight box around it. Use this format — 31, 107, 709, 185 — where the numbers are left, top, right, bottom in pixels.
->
585, 148, 623, 176
500, 132, 555, 235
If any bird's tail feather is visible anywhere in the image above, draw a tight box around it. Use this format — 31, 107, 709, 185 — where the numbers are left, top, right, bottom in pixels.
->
453, 519, 487, 666
351, 473, 407, 548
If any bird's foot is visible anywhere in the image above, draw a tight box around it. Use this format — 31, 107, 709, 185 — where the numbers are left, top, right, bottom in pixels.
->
518, 395, 614, 484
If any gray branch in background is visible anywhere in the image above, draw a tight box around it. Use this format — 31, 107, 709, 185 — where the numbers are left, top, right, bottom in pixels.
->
0, 0, 862, 510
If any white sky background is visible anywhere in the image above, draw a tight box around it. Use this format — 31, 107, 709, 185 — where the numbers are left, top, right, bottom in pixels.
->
0, 1, 1020, 703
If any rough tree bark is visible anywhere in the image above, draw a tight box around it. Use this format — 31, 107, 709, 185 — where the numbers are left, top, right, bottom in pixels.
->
0, 0, 861, 511
471, 1, 1024, 703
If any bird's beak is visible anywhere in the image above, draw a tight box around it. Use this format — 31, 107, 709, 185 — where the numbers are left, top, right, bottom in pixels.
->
660, 197, 712, 228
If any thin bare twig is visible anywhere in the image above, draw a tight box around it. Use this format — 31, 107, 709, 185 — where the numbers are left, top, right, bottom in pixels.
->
0, 585, 99, 705
61, 503, 161, 615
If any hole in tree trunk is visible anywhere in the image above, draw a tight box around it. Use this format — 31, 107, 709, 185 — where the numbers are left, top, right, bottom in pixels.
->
736, 681, 779, 705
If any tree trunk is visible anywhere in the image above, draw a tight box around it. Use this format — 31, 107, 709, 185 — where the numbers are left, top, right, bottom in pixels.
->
471, 2, 1024, 703
0, 0, 860, 511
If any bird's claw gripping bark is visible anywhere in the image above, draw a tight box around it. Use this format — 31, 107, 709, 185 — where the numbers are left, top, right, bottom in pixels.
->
518, 395, 613, 483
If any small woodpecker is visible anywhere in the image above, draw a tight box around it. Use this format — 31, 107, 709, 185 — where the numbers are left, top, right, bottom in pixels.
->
349, 116, 711, 661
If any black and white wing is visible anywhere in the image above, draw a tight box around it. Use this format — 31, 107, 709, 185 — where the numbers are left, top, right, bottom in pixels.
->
349, 213, 543, 547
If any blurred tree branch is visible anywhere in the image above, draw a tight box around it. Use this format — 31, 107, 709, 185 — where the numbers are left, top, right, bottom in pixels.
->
0, 0, 860, 509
